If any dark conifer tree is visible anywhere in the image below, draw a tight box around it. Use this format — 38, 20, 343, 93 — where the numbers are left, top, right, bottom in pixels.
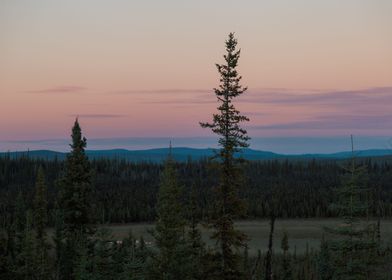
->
200, 32, 250, 280
325, 136, 378, 279
58, 118, 93, 280
60, 118, 93, 236
149, 151, 190, 279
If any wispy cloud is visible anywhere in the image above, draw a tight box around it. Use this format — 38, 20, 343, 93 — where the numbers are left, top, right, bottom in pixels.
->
68, 114, 127, 119
252, 114, 392, 130
28, 86, 87, 94
244, 111, 268, 117
243, 87, 392, 105
110, 89, 211, 95
140, 98, 214, 105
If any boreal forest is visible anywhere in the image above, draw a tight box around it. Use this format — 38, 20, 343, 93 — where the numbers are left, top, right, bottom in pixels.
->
1, 33, 392, 280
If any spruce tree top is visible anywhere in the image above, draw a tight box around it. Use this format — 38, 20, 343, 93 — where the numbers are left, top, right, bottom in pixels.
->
200, 32, 249, 155
70, 118, 87, 154
65, 118, 90, 183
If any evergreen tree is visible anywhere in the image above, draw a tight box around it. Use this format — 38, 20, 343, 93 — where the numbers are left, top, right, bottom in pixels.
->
149, 152, 190, 279
33, 166, 51, 280
60, 118, 93, 236
200, 32, 250, 280
58, 118, 94, 280
325, 136, 378, 279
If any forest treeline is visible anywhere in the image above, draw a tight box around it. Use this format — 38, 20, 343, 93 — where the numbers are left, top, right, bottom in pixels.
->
1, 155, 392, 226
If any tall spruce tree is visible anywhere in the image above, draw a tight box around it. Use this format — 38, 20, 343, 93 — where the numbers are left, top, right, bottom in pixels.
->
58, 118, 93, 280
200, 32, 250, 280
149, 150, 190, 279
60, 118, 93, 236
325, 136, 378, 279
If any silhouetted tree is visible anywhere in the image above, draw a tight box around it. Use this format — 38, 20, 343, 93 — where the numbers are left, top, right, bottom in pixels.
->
325, 136, 378, 279
200, 32, 250, 280
149, 152, 190, 279
58, 119, 94, 280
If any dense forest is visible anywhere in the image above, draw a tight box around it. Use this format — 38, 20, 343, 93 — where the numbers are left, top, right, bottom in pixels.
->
1, 33, 392, 279
1, 155, 392, 226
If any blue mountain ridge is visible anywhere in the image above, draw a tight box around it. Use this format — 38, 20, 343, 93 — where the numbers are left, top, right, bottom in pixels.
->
1, 148, 391, 162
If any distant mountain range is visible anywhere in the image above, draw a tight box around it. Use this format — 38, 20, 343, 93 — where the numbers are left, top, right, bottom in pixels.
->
1, 147, 392, 162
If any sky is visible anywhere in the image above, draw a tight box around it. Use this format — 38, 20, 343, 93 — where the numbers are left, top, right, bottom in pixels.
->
1, 0, 391, 153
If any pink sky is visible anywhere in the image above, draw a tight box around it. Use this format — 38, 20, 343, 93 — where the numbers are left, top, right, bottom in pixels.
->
1, 0, 391, 147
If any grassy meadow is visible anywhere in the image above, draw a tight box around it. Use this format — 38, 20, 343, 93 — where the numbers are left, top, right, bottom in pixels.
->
99, 219, 392, 256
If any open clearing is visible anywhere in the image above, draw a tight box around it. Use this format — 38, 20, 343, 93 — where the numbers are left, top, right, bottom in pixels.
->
101, 219, 392, 256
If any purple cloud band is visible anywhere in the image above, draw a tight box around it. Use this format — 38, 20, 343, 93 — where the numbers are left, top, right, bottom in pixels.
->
252, 114, 392, 130
28, 86, 87, 94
